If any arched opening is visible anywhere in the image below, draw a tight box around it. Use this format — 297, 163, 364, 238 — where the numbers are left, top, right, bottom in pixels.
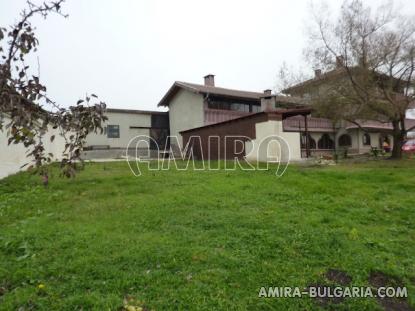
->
301, 133, 316, 149
338, 134, 352, 147
363, 133, 371, 146
318, 134, 334, 149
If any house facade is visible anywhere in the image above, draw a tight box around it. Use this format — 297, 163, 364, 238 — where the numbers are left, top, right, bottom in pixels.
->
2, 72, 415, 178
157, 75, 264, 148
83, 108, 169, 159
281, 61, 415, 156
162, 73, 415, 161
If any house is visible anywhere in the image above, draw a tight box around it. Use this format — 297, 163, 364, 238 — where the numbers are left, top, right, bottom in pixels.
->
3, 71, 414, 179
158, 75, 306, 151
160, 73, 415, 161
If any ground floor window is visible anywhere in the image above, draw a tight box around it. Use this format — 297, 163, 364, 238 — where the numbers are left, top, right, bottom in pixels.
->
338, 134, 352, 147
107, 125, 120, 138
301, 133, 316, 149
363, 133, 371, 145
318, 134, 334, 149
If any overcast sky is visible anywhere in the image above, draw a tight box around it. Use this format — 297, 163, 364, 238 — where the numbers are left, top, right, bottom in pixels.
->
2, 0, 415, 111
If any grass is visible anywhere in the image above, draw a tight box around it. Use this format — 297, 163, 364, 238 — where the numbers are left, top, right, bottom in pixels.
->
0, 160, 414, 310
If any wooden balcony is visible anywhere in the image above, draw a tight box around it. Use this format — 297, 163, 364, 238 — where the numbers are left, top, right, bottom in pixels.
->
204, 109, 252, 125
283, 116, 335, 132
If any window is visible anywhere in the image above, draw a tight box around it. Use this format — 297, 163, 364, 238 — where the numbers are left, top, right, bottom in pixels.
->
301, 133, 316, 149
338, 134, 352, 147
107, 125, 120, 138
363, 133, 371, 146
252, 105, 261, 113
207, 99, 257, 113
318, 134, 334, 149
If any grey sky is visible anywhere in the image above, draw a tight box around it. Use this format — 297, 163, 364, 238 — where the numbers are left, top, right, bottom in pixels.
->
2, 0, 415, 111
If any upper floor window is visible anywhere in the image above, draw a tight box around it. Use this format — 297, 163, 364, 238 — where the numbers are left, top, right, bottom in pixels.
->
207, 99, 258, 113
252, 105, 261, 113
107, 125, 120, 138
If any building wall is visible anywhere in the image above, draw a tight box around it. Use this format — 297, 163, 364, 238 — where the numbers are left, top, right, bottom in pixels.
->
0, 116, 67, 179
245, 120, 301, 162
305, 129, 394, 157
181, 112, 301, 162
85, 112, 152, 149
168, 89, 204, 148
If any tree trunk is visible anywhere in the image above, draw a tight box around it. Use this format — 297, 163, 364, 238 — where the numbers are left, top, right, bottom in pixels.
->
390, 120, 404, 159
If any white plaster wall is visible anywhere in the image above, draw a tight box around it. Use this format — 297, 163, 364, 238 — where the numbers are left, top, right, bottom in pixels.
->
245, 120, 302, 162
168, 89, 204, 148
85, 112, 151, 149
0, 116, 66, 179
335, 129, 393, 153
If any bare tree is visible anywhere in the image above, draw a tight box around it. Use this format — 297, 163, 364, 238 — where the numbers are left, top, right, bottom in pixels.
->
0, 1, 107, 177
275, 62, 311, 95
305, 0, 415, 159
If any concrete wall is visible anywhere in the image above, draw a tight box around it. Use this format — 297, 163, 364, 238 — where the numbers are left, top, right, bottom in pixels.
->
0, 116, 66, 179
85, 112, 151, 149
168, 89, 204, 148
246, 120, 302, 162
335, 129, 393, 154
306, 130, 394, 156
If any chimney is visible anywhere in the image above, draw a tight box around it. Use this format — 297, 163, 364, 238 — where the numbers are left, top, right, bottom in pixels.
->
314, 69, 322, 78
261, 95, 276, 112
336, 55, 344, 68
263, 89, 272, 96
204, 74, 215, 87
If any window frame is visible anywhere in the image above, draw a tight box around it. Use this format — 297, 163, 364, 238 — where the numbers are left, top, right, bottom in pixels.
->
362, 133, 371, 146
338, 134, 352, 147
107, 125, 120, 138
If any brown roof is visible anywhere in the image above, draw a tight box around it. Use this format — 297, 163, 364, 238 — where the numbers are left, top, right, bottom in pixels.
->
282, 68, 346, 94
283, 116, 335, 133
346, 119, 415, 131
158, 81, 303, 107
158, 81, 263, 107
106, 108, 167, 115
180, 108, 312, 134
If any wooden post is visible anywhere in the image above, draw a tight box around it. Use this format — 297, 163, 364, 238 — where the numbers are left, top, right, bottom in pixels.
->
304, 114, 310, 158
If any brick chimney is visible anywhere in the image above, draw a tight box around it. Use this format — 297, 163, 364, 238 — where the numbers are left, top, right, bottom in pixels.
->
204, 74, 215, 87
314, 69, 322, 78
263, 89, 272, 96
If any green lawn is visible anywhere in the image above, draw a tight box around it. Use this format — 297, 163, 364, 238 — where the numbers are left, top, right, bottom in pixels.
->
0, 160, 414, 310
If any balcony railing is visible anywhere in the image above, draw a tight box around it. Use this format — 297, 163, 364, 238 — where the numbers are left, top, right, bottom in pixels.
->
283, 116, 335, 132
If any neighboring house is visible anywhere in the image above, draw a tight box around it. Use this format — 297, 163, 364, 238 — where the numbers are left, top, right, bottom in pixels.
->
281, 59, 415, 156
407, 108, 415, 138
